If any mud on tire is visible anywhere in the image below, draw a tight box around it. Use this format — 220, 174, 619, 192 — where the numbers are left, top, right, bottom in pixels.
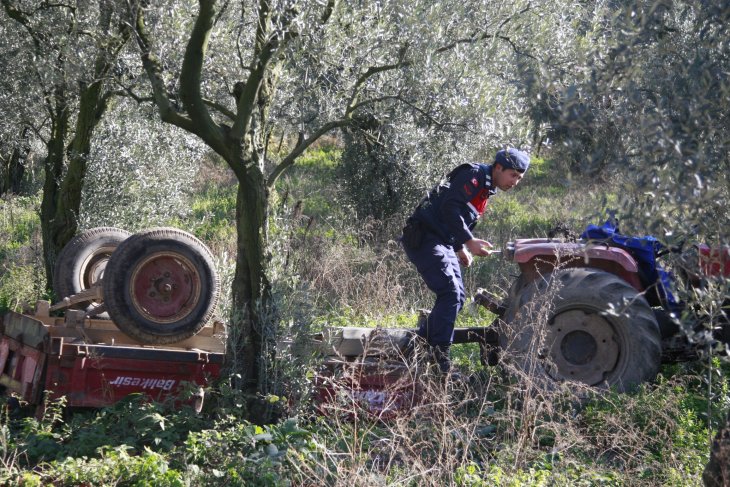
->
103, 228, 220, 345
499, 268, 661, 392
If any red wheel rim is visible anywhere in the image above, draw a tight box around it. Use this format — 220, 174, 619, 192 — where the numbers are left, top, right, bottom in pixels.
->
130, 252, 201, 324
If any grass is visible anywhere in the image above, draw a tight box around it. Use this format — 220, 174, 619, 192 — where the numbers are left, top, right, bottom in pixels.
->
0, 193, 45, 312
1, 148, 728, 485
2, 364, 717, 485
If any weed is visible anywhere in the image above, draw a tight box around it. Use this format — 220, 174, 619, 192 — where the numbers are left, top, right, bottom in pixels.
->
0, 194, 44, 312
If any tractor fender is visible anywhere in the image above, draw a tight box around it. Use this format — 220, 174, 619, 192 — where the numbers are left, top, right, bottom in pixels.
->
507, 240, 643, 291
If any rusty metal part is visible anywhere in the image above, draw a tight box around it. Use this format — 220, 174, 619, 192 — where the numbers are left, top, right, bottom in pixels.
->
49, 286, 104, 313
473, 289, 507, 317
545, 309, 620, 385
130, 252, 201, 325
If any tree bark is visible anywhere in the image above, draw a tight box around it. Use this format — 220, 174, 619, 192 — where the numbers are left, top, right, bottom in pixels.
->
40, 87, 70, 288
0, 127, 30, 196
231, 162, 275, 423
48, 80, 111, 271
703, 415, 730, 487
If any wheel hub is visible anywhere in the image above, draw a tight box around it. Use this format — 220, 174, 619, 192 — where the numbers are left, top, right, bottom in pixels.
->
561, 330, 597, 365
130, 253, 200, 324
546, 309, 619, 385
79, 247, 116, 304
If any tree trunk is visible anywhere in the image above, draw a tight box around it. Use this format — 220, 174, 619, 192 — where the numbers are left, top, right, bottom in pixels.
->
49, 82, 110, 267
0, 127, 30, 196
230, 160, 275, 424
703, 415, 730, 487
40, 88, 70, 289
40, 81, 110, 290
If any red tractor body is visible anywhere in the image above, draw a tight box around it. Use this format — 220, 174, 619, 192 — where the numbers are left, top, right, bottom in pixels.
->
497, 228, 730, 392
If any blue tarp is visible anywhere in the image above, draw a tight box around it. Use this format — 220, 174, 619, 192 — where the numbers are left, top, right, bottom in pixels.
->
581, 221, 680, 311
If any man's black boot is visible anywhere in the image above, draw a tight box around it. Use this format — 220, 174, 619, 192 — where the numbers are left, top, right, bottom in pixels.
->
431, 344, 467, 383
403, 332, 427, 361
431, 344, 452, 374
403, 310, 429, 361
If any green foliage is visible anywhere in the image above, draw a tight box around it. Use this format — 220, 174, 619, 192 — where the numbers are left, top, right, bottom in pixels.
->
29, 446, 185, 487
0, 194, 43, 311
80, 100, 205, 232
454, 461, 623, 486
579, 379, 710, 483
185, 184, 237, 244
338, 121, 423, 221
0, 264, 39, 312
184, 416, 314, 486
276, 146, 341, 220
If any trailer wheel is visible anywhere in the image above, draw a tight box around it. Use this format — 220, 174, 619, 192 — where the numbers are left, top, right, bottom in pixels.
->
53, 227, 131, 312
499, 268, 661, 392
103, 228, 220, 345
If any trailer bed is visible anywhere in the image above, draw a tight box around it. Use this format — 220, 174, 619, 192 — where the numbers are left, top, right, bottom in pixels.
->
0, 303, 225, 410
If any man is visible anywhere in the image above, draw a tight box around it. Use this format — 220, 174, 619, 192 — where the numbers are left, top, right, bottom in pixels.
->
401, 148, 530, 373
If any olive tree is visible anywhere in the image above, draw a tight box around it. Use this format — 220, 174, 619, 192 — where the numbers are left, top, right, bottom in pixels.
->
128, 0, 544, 418
1, 0, 133, 286
0, 26, 35, 197
525, 0, 729, 238
0, 15, 44, 196
79, 98, 207, 230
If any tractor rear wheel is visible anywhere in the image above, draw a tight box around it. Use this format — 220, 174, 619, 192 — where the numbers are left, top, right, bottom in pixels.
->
53, 227, 131, 314
499, 268, 661, 392
103, 228, 220, 345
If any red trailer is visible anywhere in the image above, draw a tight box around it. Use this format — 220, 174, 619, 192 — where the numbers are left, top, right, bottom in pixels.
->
0, 303, 225, 413
1, 226, 226, 413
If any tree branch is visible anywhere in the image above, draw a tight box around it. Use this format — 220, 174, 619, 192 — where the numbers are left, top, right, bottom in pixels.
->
3, 0, 64, 117
349, 94, 472, 132
179, 0, 224, 145
204, 98, 236, 120
321, 0, 337, 24
2, 0, 43, 55
345, 53, 410, 114
435, 5, 535, 59
230, 0, 279, 140
130, 1, 195, 132
267, 119, 351, 188
107, 87, 154, 104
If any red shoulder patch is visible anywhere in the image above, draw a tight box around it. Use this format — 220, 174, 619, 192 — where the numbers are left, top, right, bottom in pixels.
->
470, 189, 490, 214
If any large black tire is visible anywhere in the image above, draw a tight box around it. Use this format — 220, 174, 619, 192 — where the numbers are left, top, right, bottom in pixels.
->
499, 268, 661, 392
103, 228, 220, 345
53, 227, 131, 310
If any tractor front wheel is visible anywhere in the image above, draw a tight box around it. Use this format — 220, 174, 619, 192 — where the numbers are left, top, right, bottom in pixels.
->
499, 268, 661, 392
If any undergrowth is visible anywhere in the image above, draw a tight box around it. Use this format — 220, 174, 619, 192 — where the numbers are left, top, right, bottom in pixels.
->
1, 365, 716, 485
1, 150, 727, 485
0, 194, 44, 313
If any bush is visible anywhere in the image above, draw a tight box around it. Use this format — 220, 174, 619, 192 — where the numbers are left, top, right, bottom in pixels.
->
0, 194, 44, 311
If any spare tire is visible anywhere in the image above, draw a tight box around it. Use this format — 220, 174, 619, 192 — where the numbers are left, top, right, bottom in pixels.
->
499, 268, 661, 392
53, 227, 131, 311
103, 228, 220, 345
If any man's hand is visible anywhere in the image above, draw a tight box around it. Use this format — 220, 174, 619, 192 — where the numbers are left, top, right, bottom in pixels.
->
457, 248, 473, 267
465, 238, 494, 257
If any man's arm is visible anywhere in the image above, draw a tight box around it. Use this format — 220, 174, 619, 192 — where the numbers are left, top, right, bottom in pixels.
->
438, 165, 482, 247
